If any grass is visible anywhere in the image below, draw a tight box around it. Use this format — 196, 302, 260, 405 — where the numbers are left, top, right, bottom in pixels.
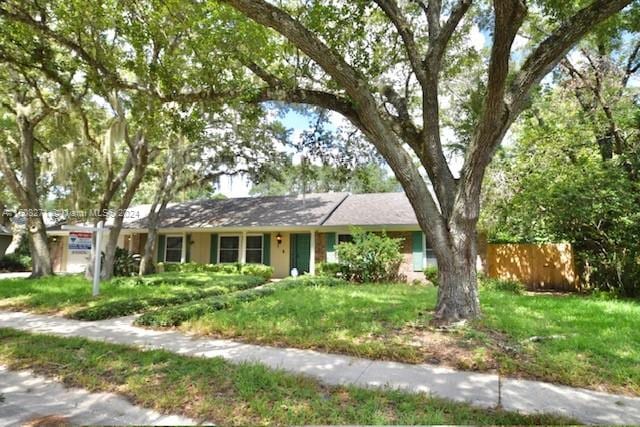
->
0, 328, 572, 425
178, 282, 640, 395
136, 276, 346, 327
0, 273, 264, 318
183, 282, 436, 362
479, 290, 640, 395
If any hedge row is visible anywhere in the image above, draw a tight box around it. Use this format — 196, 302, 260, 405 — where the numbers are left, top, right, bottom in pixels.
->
135, 276, 347, 328
109, 273, 264, 289
158, 262, 274, 280
70, 275, 266, 321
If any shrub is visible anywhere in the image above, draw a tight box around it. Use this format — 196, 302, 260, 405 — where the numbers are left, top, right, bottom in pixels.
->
423, 266, 439, 286
240, 263, 273, 280
479, 277, 525, 294
316, 262, 342, 278
335, 230, 403, 283
158, 262, 272, 279
0, 253, 31, 272
108, 273, 265, 290
70, 274, 266, 320
113, 247, 139, 277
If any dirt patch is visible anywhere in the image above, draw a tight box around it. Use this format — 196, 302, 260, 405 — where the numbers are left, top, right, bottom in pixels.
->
23, 415, 71, 427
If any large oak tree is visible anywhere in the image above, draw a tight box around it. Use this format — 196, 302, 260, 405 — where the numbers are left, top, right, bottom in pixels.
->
213, 0, 634, 322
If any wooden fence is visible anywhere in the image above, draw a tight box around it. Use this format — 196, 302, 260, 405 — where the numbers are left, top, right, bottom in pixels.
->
486, 243, 580, 292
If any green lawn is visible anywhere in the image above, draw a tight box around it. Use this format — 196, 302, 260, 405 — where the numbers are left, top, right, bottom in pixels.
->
184, 283, 436, 362
0, 328, 572, 425
180, 282, 640, 395
0, 273, 264, 318
480, 291, 640, 395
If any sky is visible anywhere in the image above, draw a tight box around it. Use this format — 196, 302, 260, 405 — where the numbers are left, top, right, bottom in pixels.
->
216, 110, 314, 197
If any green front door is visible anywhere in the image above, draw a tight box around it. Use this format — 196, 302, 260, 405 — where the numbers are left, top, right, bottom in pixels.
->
290, 233, 311, 274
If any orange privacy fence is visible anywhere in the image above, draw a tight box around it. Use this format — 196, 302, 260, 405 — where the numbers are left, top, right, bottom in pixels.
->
486, 243, 579, 291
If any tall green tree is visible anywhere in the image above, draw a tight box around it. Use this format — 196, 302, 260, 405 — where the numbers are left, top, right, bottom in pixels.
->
482, 88, 640, 296
211, 0, 633, 322
0, 66, 71, 277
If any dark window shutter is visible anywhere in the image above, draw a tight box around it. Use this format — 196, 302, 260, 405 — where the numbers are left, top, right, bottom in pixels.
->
157, 235, 166, 263
263, 233, 271, 265
412, 231, 424, 271
185, 234, 192, 263
209, 233, 218, 264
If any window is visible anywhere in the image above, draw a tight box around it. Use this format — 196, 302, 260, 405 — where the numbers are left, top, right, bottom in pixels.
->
425, 247, 438, 268
165, 236, 183, 263
337, 233, 353, 244
422, 233, 437, 268
245, 235, 263, 264
219, 235, 240, 263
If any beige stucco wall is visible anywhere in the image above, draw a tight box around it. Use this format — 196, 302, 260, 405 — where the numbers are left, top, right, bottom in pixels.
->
270, 231, 290, 278
189, 232, 210, 264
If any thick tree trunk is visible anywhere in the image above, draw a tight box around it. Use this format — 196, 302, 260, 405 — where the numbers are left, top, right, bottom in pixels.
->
432, 229, 480, 323
139, 199, 168, 275
26, 214, 53, 277
138, 227, 158, 275
100, 136, 150, 280
139, 212, 161, 275
101, 217, 123, 280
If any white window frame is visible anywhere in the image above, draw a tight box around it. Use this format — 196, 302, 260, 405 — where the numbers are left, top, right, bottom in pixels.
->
244, 233, 264, 264
218, 234, 241, 264
164, 235, 184, 263
422, 233, 438, 268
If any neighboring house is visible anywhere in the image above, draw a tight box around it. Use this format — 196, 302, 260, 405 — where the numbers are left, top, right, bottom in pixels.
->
0, 225, 12, 257
47, 192, 449, 279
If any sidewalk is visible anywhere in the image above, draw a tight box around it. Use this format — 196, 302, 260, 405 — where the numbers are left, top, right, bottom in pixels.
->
0, 310, 638, 425
0, 366, 197, 426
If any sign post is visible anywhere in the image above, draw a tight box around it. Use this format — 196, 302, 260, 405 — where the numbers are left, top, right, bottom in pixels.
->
62, 221, 108, 297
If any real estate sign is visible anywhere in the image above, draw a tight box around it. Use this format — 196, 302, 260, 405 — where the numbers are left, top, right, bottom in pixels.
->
68, 231, 92, 253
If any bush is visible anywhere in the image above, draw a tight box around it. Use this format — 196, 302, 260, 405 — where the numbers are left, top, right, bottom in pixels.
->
479, 277, 525, 294
240, 263, 273, 280
423, 266, 439, 286
316, 262, 342, 278
578, 250, 640, 298
158, 262, 273, 279
109, 273, 265, 289
113, 247, 139, 277
71, 274, 266, 320
335, 230, 403, 283
70, 285, 229, 320
0, 253, 31, 272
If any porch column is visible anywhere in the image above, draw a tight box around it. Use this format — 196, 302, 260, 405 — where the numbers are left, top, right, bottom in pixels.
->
240, 231, 247, 264
309, 230, 316, 275
181, 232, 187, 263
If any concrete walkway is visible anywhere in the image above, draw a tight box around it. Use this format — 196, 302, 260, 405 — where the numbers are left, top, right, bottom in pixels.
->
0, 272, 31, 280
0, 366, 197, 426
0, 310, 638, 425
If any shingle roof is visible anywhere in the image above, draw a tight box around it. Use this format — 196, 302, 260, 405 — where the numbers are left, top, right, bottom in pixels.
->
322, 192, 418, 226
126, 193, 349, 229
